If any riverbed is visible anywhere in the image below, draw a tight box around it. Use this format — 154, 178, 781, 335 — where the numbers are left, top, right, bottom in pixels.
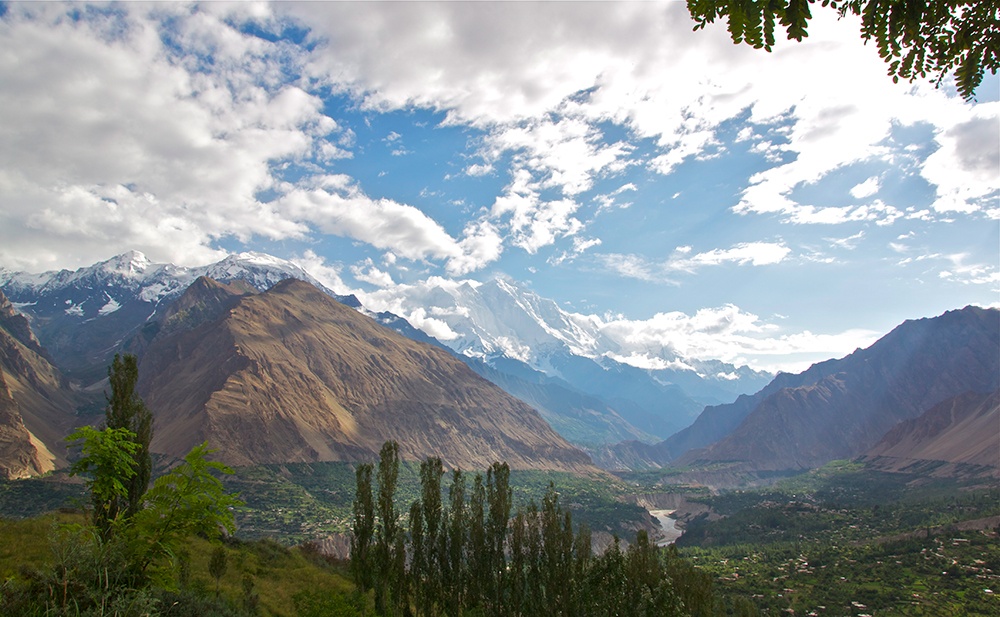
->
649, 509, 683, 546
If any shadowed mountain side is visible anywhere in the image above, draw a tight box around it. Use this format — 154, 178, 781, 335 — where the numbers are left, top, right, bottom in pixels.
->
592, 359, 891, 470
860, 389, 1000, 478
463, 357, 658, 448
677, 306, 999, 474
138, 278, 594, 472
0, 289, 78, 477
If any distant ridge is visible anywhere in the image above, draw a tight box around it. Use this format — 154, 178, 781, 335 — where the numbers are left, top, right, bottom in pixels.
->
596, 306, 999, 478
137, 277, 595, 472
860, 389, 1000, 478
677, 306, 999, 477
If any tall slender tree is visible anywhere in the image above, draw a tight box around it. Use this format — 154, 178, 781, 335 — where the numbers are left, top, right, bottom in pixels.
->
350, 462, 375, 592
409, 499, 425, 615
445, 468, 466, 616
485, 462, 511, 616
375, 441, 401, 615
419, 457, 444, 616
104, 353, 153, 521
467, 473, 486, 610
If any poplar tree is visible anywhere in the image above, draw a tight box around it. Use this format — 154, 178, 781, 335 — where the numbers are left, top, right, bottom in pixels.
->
375, 441, 401, 615
445, 468, 466, 616
467, 473, 486, 610
409, 499, 425, 615
103, 353, 153, 525
350, 463, 375, 592
485, 462, 511, 616
419, 457, 444, 616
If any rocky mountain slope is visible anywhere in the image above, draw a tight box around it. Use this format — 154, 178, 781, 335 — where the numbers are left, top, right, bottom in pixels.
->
136, 277, 594, 471
860, 389, 999, 478
0, 289, 78, 478
0, 251, 356, 383
674, 306, 998, 476
0, 252, 771, 449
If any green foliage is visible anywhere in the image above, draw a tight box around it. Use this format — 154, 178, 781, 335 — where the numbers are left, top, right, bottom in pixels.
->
129, 442, 243, 578
67, 424, 140, 538
374, 440, 402, 616
209, 545, 228, 597
105, 353, 154, 520
686, 0, 999, 99
351, 442, 737, 617
676, 468, 1000, 614
349, 462, 375, 593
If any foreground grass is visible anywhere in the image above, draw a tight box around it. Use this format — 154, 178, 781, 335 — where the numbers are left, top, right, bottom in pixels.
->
0, 512, 368, 617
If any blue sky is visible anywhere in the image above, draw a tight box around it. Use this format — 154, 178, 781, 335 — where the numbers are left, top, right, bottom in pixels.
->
0, 2, 997, 372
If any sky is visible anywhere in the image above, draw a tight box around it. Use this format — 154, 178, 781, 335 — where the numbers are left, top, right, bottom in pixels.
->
0, 1, 997, 373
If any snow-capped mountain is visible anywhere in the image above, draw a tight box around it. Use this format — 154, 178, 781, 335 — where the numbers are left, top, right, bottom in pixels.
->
0, 251, 357, 382
381, 277, 769, 399
0, 251, 769, 445
373, 276, 772, 439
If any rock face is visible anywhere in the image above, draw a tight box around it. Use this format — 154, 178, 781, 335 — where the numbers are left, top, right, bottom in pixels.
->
138, 278, 595, 472
860, 389, 1000, 478
0, 251, 357, 384
0, 289, 77, 478
677, 306, 999, 474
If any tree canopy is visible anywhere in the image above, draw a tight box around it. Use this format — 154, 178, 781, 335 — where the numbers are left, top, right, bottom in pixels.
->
686, 0, 999, 99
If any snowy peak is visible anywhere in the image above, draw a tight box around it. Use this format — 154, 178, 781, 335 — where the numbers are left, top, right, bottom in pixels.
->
97, 250, 151, 278
417, 277, 612, 367
200, 252, 333, 297
0, 251, 357, 381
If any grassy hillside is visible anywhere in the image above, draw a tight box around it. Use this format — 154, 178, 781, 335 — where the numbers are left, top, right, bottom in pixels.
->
0, 512, 369, 617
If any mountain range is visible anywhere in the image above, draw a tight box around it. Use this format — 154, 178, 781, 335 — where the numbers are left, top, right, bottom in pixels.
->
0, 252, 771, 449
860, 389, 999, 478
135, 276, 592, 471
0, 252, 996, 484
596, 306, 999, 484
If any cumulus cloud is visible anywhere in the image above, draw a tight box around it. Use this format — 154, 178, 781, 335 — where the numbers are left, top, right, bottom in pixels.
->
921, 107, 1000, 214
594, 305, 881, 373
0, 3, 331, 269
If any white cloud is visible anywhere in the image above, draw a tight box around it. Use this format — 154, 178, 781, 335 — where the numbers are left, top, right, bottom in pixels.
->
594, 241, 790, 282
850, 176, 881, 199
594, 304, 880, 373
921, 107, 1000, 214
290, 250, 355, 296
351, 259, 396, 288
490, 170, 584, 253
827, 231, 865, 250
278, 184, 501, 274
0, 3, 334, 270
674, 242, 791, 270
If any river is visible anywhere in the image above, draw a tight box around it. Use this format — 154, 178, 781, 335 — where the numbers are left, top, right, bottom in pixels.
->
649, 509, 683, 546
